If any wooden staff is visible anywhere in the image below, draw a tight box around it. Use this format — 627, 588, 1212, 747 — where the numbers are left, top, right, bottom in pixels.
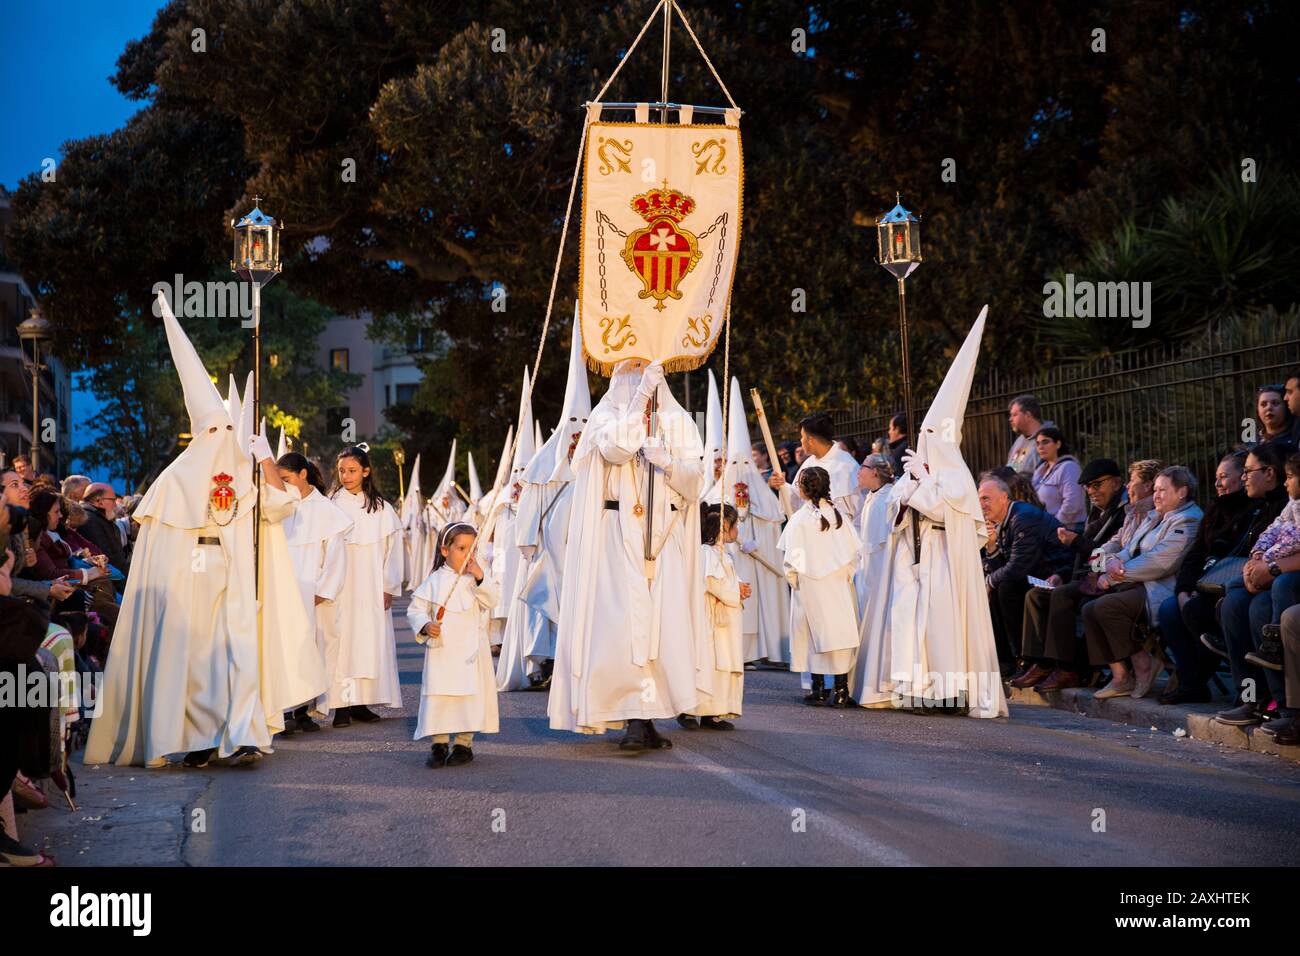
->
644, 391, 659, 563
750, 388, 781, 477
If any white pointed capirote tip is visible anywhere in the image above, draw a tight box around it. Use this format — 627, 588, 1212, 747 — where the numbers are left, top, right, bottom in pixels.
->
236, 370, 255, 451
704, 368, 723, 459
275, 425, 287, 460
726, 375, 751, 463
467, 451, 483, 500
921, 304, 989, 433
511, 367, 536, 471
158, 290, 228, 434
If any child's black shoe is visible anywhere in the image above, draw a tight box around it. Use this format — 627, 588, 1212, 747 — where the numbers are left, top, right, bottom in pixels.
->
445, 744, 474, 766
427, 743, 449, 767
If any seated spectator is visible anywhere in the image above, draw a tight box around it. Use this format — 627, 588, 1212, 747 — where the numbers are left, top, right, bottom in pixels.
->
1016, 457, 1127, 691
1159, 449, 1282, 704
1006, 394, 1055, 474
1275, 602, 1300, 745
1031, 426, 1085, 529
2, 469, 31, 509
887, 413, 909, 477
19, 492, 112, 616
984, 467, 1044, 557
0, 594, 56, 866
79, 483, 131, 584
1255, 383, 1297, 452
979, 475, 1073, 673
1085, 466, 1203, 700
1216, 449, 1300, 727
1284, 369, 1300, 446
2, 503, 74, 610
60, 475, 91, 503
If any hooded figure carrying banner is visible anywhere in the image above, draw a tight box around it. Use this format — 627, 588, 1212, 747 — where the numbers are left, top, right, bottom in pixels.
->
705, 376, 790, 665
548, 360, 709, 751
86, 293, 319, 767
498, 315, 591, 692
886, 306, 1008, 718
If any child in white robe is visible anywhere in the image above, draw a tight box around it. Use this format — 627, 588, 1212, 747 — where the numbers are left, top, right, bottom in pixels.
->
326, 445, 404, 726
779, 466, 861, 708
679, 503, 749, 730
407, 522, 500, 767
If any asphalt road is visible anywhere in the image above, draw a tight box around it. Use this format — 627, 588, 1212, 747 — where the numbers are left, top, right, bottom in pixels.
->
29, 603, 1300, 866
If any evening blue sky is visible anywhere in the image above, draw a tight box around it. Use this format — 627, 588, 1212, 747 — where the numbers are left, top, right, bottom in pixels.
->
1, 1, 166, 482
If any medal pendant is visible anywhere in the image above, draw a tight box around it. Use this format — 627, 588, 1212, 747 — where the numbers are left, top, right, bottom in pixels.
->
633, 503, 645, 517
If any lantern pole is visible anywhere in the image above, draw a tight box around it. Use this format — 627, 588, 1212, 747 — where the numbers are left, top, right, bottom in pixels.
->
877, 193, 923, 564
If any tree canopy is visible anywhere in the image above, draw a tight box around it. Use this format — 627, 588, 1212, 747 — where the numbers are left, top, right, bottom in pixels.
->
6, 0, 1297, 484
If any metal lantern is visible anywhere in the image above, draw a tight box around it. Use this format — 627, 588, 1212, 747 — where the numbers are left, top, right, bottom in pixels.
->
876, 194, 922, 280
230, 197, 282, 284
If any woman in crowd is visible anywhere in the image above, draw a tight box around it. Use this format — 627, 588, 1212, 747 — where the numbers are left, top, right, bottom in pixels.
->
1085, 466, 1203, 699
1031, 426, 1085, 529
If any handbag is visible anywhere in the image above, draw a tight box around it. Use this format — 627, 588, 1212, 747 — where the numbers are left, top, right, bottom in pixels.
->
1195, 555, 1248, 599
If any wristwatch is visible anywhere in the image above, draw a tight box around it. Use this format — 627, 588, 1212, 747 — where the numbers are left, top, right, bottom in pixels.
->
1268, 560, 1282, 578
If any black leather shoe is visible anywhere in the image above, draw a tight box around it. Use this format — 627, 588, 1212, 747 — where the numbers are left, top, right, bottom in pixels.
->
618, 719, 647, 752
182, 748, 215, 769
1158, 685, 1212, 706
699, 716, 735, 730
803, 674, 828, 706
444, 744, 473, 766
350, 705, 382, 722
427, 743, 449, 767
1199, 632, 1229, 658
676, 714, 699, 729
296, 714, 322, 733
1260, 716, 1294, 738
229, 746, 262, 766
1215, 702, 1263, 726
643, 720, 673, 749
1275, 719, 1300, 746
279, 712, 297, 735
332, 709, 352, 728
1246, 627, 1284, 671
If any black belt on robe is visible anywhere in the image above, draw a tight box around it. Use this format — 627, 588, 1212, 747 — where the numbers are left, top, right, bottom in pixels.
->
197, 536, 220, 545
604, 500, 678, 512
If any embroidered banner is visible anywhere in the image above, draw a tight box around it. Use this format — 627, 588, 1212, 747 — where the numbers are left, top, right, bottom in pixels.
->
579, 117, 743, 375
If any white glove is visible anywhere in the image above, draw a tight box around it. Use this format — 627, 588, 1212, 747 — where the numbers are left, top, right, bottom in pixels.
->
249, 432, 274, 463
642, 437, 672, 469
900, 447, 925, 481
739, 539, 759, 554
634, 362, 666, 403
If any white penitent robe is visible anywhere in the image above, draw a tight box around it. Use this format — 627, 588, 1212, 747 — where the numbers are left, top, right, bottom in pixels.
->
283, 486, 352, 717
780, 501, 861, 677
323, 490, 404, 711
408, 566, 500, 738
779, 446, 862, 522
496, 480, 565, 690
549, 377, 707, 735
85, 506, 266, 766
256, 483, 330, 734
849, 485, 898, 706
689, 543, 744, 718
704, 486, 789, 663
886, 472, 1009, 718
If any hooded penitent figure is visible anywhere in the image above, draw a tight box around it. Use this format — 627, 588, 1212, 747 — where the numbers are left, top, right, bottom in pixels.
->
489, 371, 535, 642
849, 454, 899, 707
400, 453, 426, 589
705, 376, 790, 664
886, 306, 1008, 718
701, 370, 725, 497
498, 317, 591, 691
466, 452, 484, 525
548, 360, 708, 746
481, 425, 513, 647
423, 440, 465, 566
86, 293, 311, 766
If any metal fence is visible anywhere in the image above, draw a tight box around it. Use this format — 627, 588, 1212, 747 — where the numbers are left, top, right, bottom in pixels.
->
832, 317, 1300, 503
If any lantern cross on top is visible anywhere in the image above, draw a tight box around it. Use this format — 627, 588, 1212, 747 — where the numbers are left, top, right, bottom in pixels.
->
876, 193, 922, 281
230, 196, 283, 284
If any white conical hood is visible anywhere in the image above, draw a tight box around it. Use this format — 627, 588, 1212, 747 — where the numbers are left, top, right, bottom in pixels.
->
916, 305, 988, 516
136, 291, 248, 529
401, 452, 423, 529
431, 439, 457, 508
480, 425, 514, 518
235, 370, 255, 453
703, 368, 724, 484
467, 452, 483, 501
509, 368, 535, 479
226, 375, 242, 425
723, 375, 783, 520
524, 316, 593, 485
275, 425, 288, 460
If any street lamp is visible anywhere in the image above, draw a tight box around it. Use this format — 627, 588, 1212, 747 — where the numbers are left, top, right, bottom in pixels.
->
231, 197, 284, 594
17, 305, 53, 474
877, 194, 922, 561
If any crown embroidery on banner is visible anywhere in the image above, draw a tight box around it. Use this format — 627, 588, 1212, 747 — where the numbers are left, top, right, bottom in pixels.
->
621, 181, 703, 312
629, 184, 696, 223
